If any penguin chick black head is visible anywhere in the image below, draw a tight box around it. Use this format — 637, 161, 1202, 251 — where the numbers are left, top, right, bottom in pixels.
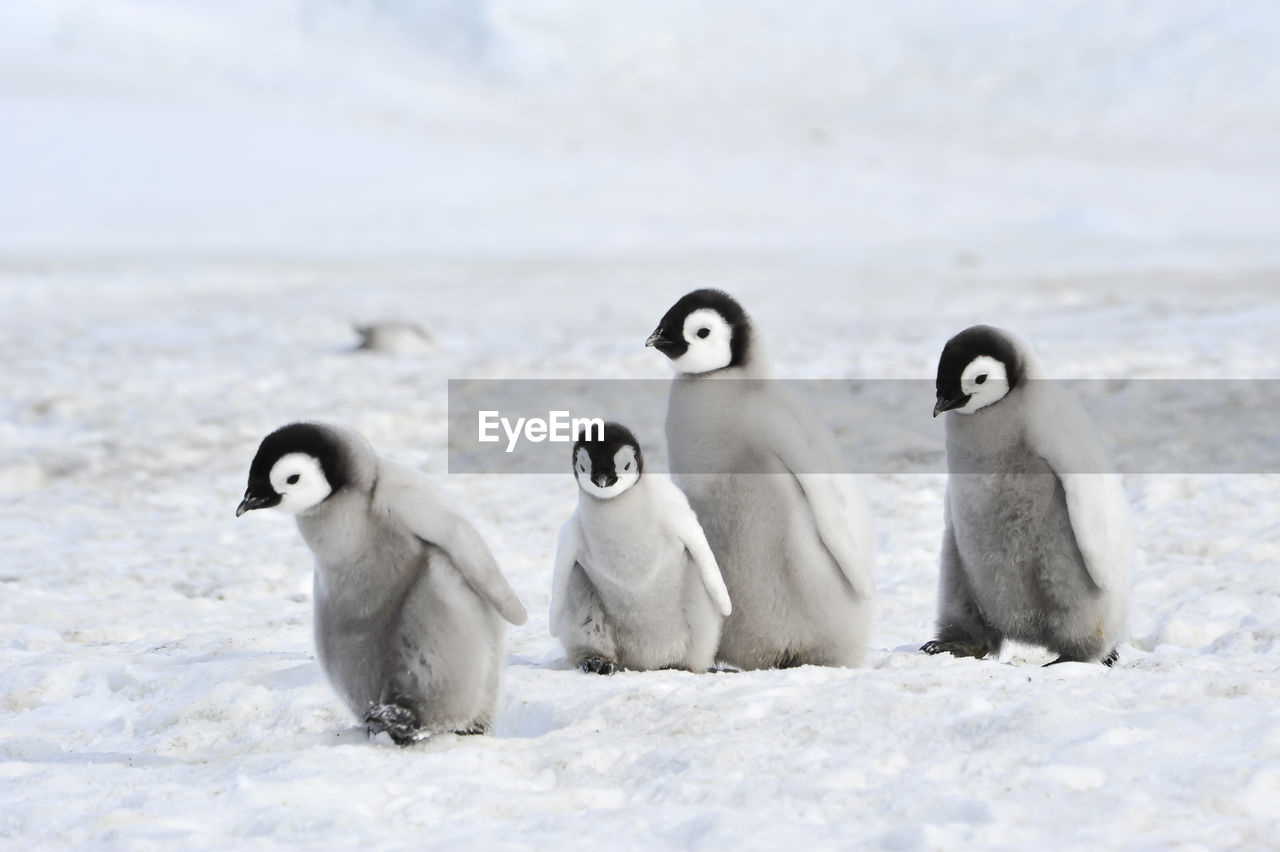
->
572, 421, 643, 501
645, 289, 752, 374
236, 423, 350, 517
934, 325, 1024, 417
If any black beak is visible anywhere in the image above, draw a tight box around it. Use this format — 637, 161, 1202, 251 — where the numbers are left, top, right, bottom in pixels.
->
235, 492, 279, 517
933, 395, 969, 418
592, 474, 618, 489
645, 328, 683, 358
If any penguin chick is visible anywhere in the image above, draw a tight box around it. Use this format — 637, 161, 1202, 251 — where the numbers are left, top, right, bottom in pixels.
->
353, 321, 436, 355
924, 325, 1130, 666
550, 422, 731, 674
236, 422, 527, 744
647, 289, 875, 670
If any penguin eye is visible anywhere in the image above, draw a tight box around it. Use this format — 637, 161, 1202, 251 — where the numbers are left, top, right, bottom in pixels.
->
624, 462, 632, 471
287, 474, 300, 485
974, 374, 988, 385
696, 327, 710, 339
578, 464, 585, 473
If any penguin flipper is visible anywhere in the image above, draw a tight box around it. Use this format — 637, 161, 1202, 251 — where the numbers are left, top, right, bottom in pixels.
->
757, 397, 875, 599
377, 460, 529, 626
651, 477, 731, 617
1025, 383, 1131, 593
550, 517, 585, 637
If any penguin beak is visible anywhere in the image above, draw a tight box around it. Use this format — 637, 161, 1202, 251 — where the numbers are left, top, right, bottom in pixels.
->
645, 328, 683, 358
933, 395, 969, 417
235, 492, 279, 517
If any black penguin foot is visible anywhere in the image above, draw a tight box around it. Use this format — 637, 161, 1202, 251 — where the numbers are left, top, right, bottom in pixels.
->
1049, 647, 1121, 665
365, 703, 426, 746
1045, 649, 1118, 668
579, 655, 617, 675
775, 651, 806, 670
921, 640, 989, 659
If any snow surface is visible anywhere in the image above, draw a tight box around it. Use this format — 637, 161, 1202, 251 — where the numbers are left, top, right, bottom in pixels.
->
2, 2, 1279, 849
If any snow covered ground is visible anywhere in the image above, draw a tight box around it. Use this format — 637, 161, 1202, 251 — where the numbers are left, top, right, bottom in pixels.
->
2, 2, 1279, 849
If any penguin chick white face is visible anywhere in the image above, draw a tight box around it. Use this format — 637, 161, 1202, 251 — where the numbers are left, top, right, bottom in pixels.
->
572, 421, 643, 501
934, 325, 1022, 417
237, 423, 349, 517
265, 453, 332, 514
646, 289, 752, 375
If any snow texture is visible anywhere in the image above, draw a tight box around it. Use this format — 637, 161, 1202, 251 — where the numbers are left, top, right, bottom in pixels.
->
2, 2, 1279, 849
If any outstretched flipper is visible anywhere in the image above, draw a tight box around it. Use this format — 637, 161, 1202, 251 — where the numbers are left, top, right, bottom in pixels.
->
756, 389, 876, 600
549, 519, 583, 637
377, 460, 528, 626
650, 478, 732, 617
1025, 382, 1132, 594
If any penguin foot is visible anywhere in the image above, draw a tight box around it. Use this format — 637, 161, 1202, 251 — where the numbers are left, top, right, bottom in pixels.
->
1045, 649, 1119, 668
775, 651, 805, 670
365, 703, 427, 746
920, 640, 989, 659
578, 655, 617, 675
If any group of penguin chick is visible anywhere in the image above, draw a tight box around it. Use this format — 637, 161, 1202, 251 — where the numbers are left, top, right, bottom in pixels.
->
237, 289, 1131, 746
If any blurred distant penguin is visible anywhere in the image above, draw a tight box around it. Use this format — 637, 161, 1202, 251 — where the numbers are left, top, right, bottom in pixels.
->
236, 422, 527, 744
646, 289, 875, 670
550, 422, 731, 674
924, 325, 1130, 666
353, 321, 436, 355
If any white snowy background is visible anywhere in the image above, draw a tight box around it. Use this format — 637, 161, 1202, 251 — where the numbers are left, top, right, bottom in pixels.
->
2, 1, 1279, 848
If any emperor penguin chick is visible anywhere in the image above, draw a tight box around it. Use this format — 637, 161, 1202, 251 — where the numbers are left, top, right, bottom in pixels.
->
236, 422, 528, 744
647, 289, 875, 670
925, 325, 1131, 666
550, 422, 731, 674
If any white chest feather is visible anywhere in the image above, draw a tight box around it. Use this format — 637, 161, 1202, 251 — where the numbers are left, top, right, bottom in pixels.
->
576, 487, 684, 595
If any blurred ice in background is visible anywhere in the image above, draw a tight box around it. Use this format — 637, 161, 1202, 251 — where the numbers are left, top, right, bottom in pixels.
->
1, 0, 1277, 266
